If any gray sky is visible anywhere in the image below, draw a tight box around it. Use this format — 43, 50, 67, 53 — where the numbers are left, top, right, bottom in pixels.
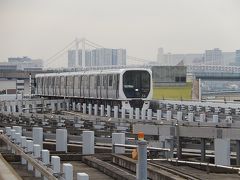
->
0, 0, 240, 67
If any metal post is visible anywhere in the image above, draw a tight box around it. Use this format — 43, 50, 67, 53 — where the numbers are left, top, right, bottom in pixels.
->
121, 108, 126, 119
83, 103, 86, 114
137, 140, 147, 180
141, 109, 146, 120
129, 108, 133, 119
147, 109, 152, 120
157, 110, 162, 121
107, 105, 111, 117
88, 104, 92, 115
94, 104, 98, 116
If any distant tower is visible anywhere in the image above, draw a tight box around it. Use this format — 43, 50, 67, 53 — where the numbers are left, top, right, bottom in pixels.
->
204, 48, 223, 65
235, 50, 240, 66
157, 48, 164, 64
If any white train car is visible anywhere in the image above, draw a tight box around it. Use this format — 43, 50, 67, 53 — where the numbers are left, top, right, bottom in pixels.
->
35, 68, 153, 109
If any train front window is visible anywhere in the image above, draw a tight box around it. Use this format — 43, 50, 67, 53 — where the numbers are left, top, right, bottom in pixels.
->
123, 70, 150, 98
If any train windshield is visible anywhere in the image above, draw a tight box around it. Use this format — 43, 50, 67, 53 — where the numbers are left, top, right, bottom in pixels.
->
123, 70, 150, 98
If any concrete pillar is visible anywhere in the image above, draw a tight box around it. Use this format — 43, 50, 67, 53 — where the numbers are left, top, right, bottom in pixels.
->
199, 113, 206, 122
72, 102, 76, 111
157, 110, 162, 121
82, 131, 94, 155
77, 103, 81, 111
27, 140, 33, 171
214, 138, 230, 166
187, 113, 194, 122
100, 105, 104, 116
7, 105, 11, 112
15, 133, 21, 145
129, 108, 133, 119
121, 108, 126, 119
94, 104, 98, 116
51, 156, 61, 175
177, 111, 182, 121
166, 110, 172, 121
201, 138, 206, 162
114, 106, 118, 118
147, 109, 152, 120
21, 136, 27, 164
88, 104, 92, 115
42, 149, 50, 180
66, 102, 70, 111
10, 129, 16, 142
141, 109, 146, 120
51, 102, 56, 112
77, 173, 89, 180
18, 102, 22, 113
83, 103, 86, 114
63, 163, 73, 180
5, 127, 11, 136
56, 129, 68, 152
135, 108, 140, 120
236, 140, 240, 166
13, 126, 22, 135
33, 144, 41, 177
57, 102, 61, 111
112, 133, 125, 154
213, 115, 219, 123
33, 127, 43, 149
137, 140, 147, 180
32, 102, 37, 113
12, 104, 16, 112
107, 105, 111, 117
226, 116, 233, 123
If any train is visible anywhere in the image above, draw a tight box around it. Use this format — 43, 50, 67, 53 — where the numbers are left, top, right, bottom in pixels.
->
35, 68, 153, 109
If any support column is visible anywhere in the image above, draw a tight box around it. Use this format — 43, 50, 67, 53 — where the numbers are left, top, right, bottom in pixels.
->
56, 129, 68, 152
13, 126, 22, 135
77, 173, 89, 180
157, 110, 162, 121
33, 127, 43, 149
82, 131, 94, 155
107, 105, 111, 117
63, 163, 73, 180
147, 109, 152, 120
94, 104, 98, 116
27, 140, 33, 171
121, 108, 126, 119
83, 103, 86, 114
201, 138, 206, 162
100, 105, 104, 117
187, 113, 194, 122
213, 115, 219, 123
51, 156, 61, 175
42, 149, 50, 180
137, 140, 147, 180
214, 138, 230, 166
135, 108, 140, 120
88, 104, 92, 115
33, 144, 41, 177
166, 111, 172, 121
77, 103, 81, 111
177, 111, 182, 121
51, 102, 56, 112
141, 109, 146, 120
114, 106, 118, 118
129, 108, 133, 119
199, 113, 206, 122
112, 133, 125, 154
236, 140, 240, 166
72, 102, 76, 111
66, 102, 70, 111
15, 133, 21, 146
21, 136, 27, 164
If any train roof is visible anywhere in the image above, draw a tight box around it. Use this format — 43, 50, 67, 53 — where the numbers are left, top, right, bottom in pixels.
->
35, 68, 151, 78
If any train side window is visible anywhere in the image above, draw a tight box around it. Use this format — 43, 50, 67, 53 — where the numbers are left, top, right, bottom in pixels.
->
108, 75, 113, 87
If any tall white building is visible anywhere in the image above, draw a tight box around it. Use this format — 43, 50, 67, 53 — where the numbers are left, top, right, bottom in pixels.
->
157, 48, 164, 64
68, 48, 126, 68
204, 48, 223, 65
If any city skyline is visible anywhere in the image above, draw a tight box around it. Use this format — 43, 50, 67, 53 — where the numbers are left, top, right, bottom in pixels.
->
0, 0, 240, 67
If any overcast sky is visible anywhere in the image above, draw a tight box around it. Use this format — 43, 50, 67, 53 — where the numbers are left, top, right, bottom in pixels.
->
0, 0, 240, 67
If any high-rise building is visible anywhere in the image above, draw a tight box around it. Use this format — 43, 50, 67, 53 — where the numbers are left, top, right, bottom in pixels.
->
68, 48, 126, 68
204, 48, 223, 65
157, 48, 164, 64
235, 50, 240, 66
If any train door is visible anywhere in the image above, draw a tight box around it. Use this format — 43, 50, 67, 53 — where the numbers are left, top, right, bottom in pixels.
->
74, 75, 80, 97
96, 75, 101, 98
108, 74, 114, 98
101, 75, 108, 99
89, 75, 96, 98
